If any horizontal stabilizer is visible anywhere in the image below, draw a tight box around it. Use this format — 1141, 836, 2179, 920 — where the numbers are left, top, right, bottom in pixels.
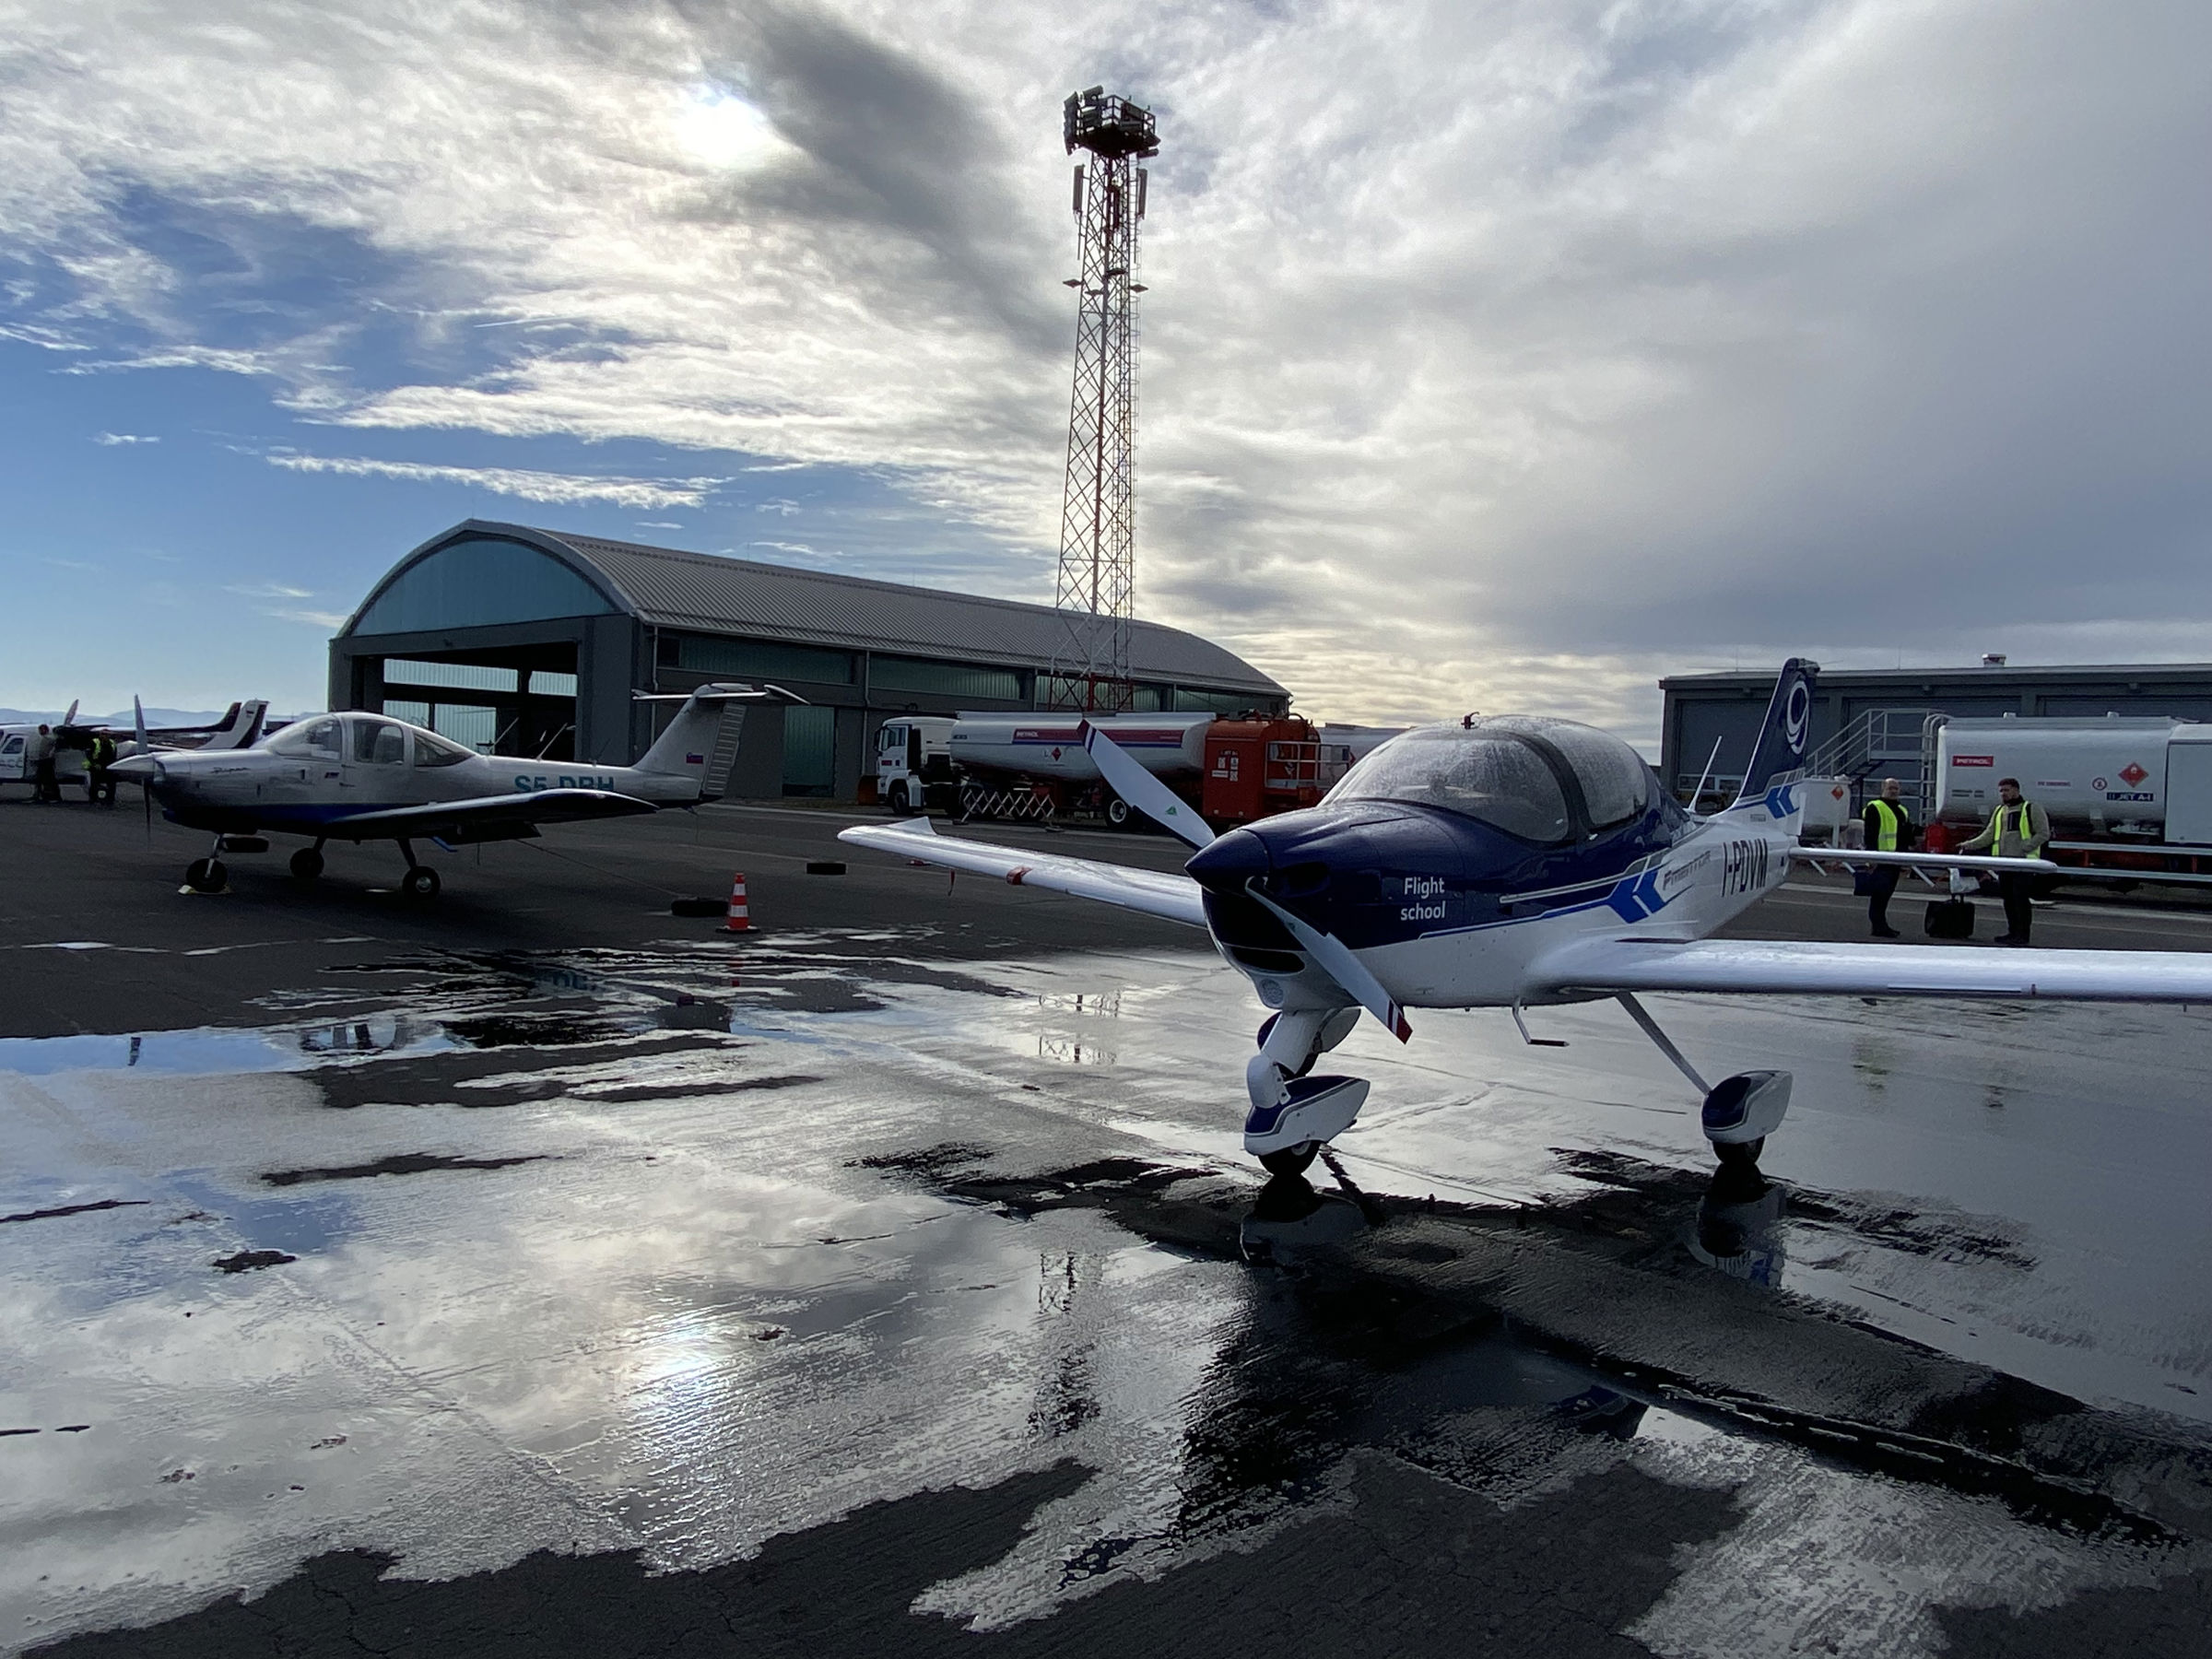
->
1793, 849, 2056, 875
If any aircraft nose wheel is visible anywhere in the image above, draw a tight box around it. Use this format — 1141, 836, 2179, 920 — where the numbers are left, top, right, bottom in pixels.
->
1713, 1137, 1765, 1168
289, 848, 324, 881
183, 857, 227, 893
1257, 1143, 1319, 1178
402, 866, 441, 900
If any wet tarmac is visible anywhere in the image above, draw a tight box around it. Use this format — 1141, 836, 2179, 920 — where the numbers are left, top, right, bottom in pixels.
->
6, 805, 2212, 1656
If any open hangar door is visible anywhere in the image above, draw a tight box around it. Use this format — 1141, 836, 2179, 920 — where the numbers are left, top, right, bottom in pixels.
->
360, 649, 579, 760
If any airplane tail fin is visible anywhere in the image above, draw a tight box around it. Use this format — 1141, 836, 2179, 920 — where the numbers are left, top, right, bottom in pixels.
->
1722, 658, 1818, 817
633, 683, 797, 798
202, 700, 267, 750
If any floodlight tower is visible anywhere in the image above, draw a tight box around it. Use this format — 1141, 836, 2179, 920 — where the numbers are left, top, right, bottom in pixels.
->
1048, 87, 1158, 713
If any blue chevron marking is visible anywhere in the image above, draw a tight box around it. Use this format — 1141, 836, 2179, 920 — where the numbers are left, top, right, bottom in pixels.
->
1606, 867, 1674, 923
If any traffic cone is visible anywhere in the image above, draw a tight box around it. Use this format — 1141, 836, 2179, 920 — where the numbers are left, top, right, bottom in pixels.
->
723, 872, 751, 933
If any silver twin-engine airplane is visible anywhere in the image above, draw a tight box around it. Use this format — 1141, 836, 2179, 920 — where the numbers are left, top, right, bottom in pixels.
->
841, 661, 2212, 1176
112, 683, 783, 898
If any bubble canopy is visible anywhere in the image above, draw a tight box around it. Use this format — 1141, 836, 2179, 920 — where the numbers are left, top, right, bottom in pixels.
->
1329, 717, 1659, 844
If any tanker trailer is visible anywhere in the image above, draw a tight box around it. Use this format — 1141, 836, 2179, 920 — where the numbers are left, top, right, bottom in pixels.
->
1934, 717, 2177, 839
947, 712, 1215, 827
1932, 715, 2212, 884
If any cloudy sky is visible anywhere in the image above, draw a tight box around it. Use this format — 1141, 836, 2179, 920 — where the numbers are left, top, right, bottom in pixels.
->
3, 0, 2207, 738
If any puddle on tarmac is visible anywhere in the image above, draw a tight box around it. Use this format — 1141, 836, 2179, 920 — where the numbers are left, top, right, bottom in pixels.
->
5, 935, 2212, 1659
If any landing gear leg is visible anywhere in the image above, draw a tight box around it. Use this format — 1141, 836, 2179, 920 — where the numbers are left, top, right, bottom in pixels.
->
1242, 1006, 1366, 1171
396, 839, 441, 900
1616, 993, 1791, 1165
183, 834, 229, 893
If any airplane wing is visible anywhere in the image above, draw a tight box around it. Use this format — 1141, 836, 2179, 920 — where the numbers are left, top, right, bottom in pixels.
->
320, 789, 655, 843
1526, 935, 2212, 1003
838, 818, 1208, 929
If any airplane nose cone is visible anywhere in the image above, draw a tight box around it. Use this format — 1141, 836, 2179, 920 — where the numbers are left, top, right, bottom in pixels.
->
1184, 825, 1269, 889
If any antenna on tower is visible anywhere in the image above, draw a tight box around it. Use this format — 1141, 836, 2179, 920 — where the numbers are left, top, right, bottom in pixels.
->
1047, 87, 1158, 713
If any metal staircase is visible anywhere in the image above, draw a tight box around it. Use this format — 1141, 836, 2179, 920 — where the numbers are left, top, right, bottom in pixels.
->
1804, 707, 1942, 816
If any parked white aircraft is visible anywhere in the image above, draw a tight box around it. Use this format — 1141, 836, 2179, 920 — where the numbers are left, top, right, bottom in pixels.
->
842, 661, 2212, 1175
112, 684, 784, 897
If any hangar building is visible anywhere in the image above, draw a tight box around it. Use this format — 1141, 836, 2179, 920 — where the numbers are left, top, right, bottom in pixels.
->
1660, 659, 2212, 811
331, 520, 1287, 801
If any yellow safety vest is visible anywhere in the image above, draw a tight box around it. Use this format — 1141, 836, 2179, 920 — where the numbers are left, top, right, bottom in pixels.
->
1867, 799, 1902, 851
1987, 801, 2034, 849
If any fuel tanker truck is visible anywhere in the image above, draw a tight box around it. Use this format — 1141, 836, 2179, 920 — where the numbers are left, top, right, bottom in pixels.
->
874, 711, 1358, 830
1930, 715, 2212, 883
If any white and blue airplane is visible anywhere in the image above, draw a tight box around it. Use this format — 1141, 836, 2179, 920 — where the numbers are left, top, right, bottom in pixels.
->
112, 683, 786, 898
842, 661, 2212, 1175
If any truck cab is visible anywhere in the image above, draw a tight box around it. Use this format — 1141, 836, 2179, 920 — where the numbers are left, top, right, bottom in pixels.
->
876, 717, 957, 814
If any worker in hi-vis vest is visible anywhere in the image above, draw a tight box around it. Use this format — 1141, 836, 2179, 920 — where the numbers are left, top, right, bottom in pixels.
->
1860, 777, 1915, 937
1959, 776, 2052, 946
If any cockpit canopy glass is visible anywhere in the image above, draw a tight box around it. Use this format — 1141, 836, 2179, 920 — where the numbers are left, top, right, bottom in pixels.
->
412, 729, 475, 767
1483, 717, 1654, 830
1332, 727, 1571, 842
349, 718, 406, 766
267, 718, 341, 759
1330, 717, 1655, 841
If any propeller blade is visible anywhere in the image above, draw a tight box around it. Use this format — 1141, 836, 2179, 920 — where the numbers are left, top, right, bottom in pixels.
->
1081, 723, 1215, 849
63, 699, 78, 727
1245, 883, 1411, 1042
133, 695, 148, 754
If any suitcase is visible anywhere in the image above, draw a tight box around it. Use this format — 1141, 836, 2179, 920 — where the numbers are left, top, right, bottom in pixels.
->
1924, 898, 1975, 940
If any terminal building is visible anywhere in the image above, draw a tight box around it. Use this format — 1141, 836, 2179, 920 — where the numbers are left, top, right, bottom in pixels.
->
1659, 658, 2212, 810
331, 520, 1287, 801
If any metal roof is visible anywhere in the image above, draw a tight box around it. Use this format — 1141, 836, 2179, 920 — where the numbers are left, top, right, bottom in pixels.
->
1661, 663, 2212, 690
365, 521, 1283, 694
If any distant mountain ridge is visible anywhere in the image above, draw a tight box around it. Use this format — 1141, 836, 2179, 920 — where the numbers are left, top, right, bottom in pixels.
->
0, 708, 316, 728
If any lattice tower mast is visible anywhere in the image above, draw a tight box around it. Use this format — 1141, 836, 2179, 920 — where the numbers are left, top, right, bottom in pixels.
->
1048, 88, 1157, 713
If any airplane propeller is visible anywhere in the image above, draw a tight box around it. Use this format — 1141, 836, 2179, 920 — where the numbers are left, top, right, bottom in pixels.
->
135, 696, 153, 842
1245, 883, 1413, 1042
1079, 723, 1215, 850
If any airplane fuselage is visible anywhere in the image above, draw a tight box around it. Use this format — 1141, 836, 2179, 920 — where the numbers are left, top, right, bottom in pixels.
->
1187, 785, 1800, 1014
137, 711, 703, 838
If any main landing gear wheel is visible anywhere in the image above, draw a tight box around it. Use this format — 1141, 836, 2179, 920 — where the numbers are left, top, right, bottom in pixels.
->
1258, 1143, 1319, 1178
183, 857, 227, 893
402, 866, 441, 900
289, 848, 324, 881
1714, 1137, 1765, 1169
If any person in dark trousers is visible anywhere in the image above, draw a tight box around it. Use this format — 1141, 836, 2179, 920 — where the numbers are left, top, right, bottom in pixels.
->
1861, 776, 1914, 937
29, 724, 58, 803
86, 732, 116, 806
1960, 776, 2051, 945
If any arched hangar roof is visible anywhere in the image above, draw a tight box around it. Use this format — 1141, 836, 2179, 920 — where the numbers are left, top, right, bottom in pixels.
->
344, 520, 1285, 695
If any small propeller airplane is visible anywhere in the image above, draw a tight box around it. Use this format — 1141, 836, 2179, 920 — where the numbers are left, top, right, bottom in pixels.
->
841, 660, 2212, 1176
112, 683, 789, 898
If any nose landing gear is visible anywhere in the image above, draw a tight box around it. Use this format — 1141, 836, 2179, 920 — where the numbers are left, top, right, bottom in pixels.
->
1242, 1006, 1365, 1174
289, 841, 325, 881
